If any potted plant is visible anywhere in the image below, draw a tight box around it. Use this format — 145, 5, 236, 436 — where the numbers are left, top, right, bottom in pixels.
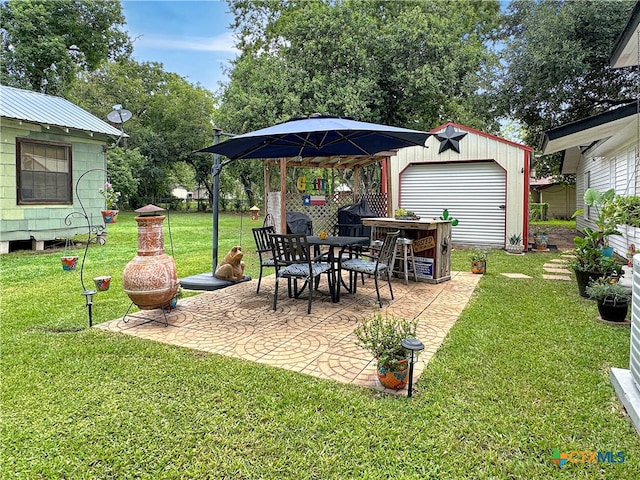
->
470, 250, 487, 274
506, 233, 523, 254
354, 312, 418, 390
394, 208, 420, 220
574, 188, 621, 250
99, 181, 121, 224
569, 188, 623, 297
586, 278, 630, 322
532, 228, 548, 250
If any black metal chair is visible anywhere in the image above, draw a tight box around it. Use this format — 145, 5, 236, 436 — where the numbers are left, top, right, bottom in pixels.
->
270, 234, 334, 314
330, 222, 369, 285
340, 230, 399, 308
252, 225, 276, 294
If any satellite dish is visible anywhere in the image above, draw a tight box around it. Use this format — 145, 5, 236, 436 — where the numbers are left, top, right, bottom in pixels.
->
107, 109, 132, 124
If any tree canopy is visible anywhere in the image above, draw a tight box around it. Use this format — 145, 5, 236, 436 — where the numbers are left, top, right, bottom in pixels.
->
495, 0, 637, 175
68, 60, 219, 206
217, 0, 502, 134
0, 0, 132, 95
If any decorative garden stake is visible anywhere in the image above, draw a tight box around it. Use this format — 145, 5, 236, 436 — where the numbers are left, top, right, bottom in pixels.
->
402, 338, 425, 398
63, 168, 112, 327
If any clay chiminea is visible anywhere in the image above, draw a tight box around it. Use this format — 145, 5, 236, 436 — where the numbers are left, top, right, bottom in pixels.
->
122, 204, 178, 309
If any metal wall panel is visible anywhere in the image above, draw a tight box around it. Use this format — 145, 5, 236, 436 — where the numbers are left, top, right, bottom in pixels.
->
400, 161, 506, 246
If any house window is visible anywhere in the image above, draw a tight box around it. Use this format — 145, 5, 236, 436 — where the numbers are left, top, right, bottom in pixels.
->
17, 138, 72, 204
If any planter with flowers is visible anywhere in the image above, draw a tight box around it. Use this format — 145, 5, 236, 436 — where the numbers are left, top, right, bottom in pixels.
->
470, 250, 487, 274
354, 312, 418, 390
99, 181, 121, 224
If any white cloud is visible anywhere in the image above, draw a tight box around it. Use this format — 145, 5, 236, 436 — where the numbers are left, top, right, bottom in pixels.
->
135, 32, 239, 54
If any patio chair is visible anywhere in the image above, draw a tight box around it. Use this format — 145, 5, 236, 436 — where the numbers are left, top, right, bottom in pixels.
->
270, 233, 335, 314
340, 230, 399, 308
252, 225, 276, 294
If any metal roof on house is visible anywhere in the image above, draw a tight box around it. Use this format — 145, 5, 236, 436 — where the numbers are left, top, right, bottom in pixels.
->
0, 85, 125, 138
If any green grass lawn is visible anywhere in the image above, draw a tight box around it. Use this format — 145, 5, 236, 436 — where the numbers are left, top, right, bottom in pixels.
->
2, 211, 639, 478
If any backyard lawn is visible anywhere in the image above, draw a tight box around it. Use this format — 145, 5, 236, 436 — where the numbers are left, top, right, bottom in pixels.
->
2, 211, 639, 478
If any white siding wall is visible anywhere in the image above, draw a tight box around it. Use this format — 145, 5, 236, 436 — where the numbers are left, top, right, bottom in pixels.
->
577, 143, 640, 256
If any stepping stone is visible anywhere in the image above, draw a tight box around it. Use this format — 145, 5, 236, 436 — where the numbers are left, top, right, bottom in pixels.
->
501, 273, 532, 279
543, 266, 572, 274
549, 259, 568, 264
543, 274, 572, 281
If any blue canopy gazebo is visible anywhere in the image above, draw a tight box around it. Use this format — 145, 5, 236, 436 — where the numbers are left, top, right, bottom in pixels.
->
181, 115, 431, 291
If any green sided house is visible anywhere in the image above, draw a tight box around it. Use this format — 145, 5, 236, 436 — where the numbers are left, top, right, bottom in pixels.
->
0, 85, 124, 254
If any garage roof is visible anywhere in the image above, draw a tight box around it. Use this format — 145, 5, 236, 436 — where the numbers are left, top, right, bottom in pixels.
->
0, 85, 125, 138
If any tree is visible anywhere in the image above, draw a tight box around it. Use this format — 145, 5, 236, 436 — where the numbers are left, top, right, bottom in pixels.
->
0, 0, 132, 95
68, 60, 218, 204
216, 0, 501, 194
495, 0, 636, 176
219, 0, 501, 133
106, 147, 145, 208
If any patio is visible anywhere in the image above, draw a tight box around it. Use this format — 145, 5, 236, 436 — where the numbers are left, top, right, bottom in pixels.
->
97, 271, 480, 394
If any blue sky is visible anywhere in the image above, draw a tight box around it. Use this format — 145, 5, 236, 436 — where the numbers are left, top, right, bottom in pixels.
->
121, 0, 239, 93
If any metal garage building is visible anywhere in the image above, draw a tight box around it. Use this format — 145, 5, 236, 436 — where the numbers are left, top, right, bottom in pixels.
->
390, 122, 532, 248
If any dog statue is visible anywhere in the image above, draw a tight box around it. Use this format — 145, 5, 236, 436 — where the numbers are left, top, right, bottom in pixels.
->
214, 246, 246, 281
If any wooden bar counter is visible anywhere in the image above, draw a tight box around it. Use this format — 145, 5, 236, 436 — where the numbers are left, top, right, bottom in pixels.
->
362, 217, 452, 284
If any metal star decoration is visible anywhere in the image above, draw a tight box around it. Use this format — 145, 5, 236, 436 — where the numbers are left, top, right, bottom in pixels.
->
436, 125, 467, 153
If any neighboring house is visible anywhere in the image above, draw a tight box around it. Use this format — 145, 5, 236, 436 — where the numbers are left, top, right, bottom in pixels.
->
529, 176, 576, 220
0, 85, 125, 254
392, 122, 532, 247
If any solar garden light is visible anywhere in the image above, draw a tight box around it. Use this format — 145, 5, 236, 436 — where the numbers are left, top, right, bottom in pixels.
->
402, 337, 425, 398
82, 290, 97, 327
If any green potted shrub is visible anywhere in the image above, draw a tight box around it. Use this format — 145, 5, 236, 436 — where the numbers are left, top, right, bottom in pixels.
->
354, 312, 418, 390
569, 188, 624, 297
470, 250, 487, 274
585, 278, 630, 322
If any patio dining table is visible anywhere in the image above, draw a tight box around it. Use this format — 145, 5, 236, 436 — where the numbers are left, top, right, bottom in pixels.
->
307, 235, 370, 302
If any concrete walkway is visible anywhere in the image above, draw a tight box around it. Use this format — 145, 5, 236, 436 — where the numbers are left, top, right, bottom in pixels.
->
96, 271, 480, 394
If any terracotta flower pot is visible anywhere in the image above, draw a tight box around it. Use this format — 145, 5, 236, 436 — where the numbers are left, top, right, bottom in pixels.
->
60, 256, 79, 271
377, 359, 409, 390
471, 261, 486, 274
93, 275, 111, 291
101, 210, 119, 224
122, 208, 178, 310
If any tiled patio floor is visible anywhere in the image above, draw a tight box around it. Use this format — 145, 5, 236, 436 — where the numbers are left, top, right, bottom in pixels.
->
96, 271, 480, 394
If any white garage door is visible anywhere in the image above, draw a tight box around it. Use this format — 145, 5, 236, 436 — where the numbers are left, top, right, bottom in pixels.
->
400, 161, 506, 246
